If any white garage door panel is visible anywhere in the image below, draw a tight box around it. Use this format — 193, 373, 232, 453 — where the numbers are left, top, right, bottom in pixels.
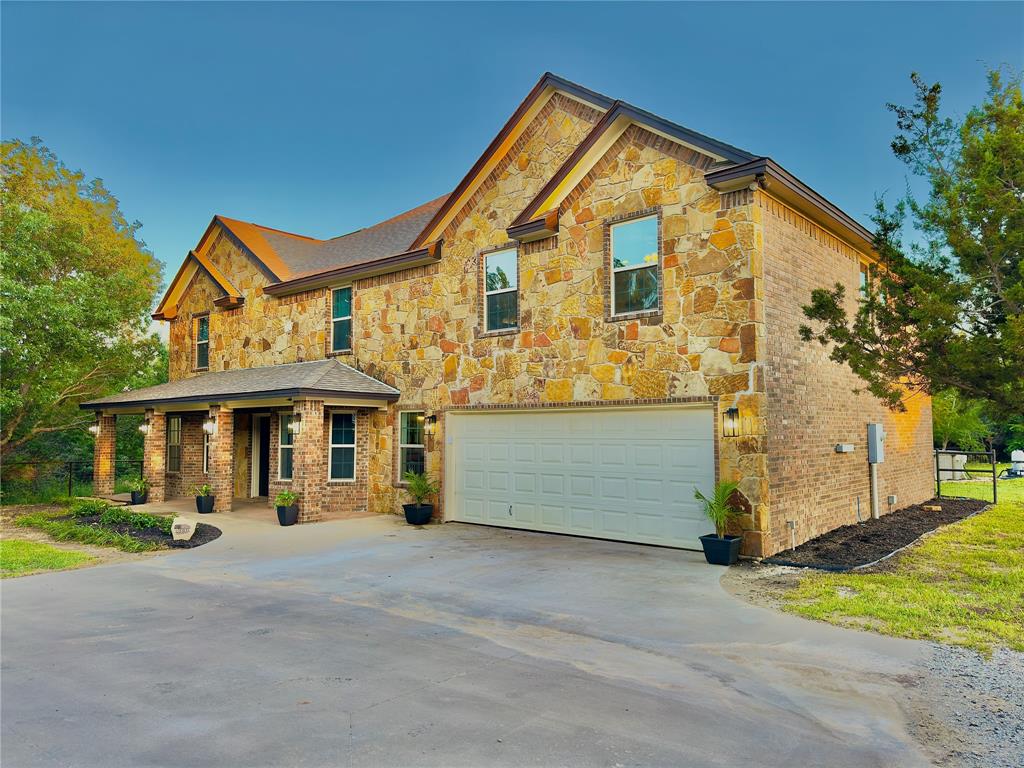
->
446, 407, 715, 550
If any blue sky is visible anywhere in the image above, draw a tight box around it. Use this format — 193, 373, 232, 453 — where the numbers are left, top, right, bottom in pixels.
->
3, 1, 1022, 294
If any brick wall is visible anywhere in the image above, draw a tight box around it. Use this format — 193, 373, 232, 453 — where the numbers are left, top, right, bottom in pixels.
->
760, 193, 933, 554
92, 414, 117, 495
165, 413, 206, 498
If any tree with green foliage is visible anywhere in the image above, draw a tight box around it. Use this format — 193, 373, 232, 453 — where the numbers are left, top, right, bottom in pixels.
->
1, 139, 164, 457
931, 388, 991, 450
800, 69, 1023, 419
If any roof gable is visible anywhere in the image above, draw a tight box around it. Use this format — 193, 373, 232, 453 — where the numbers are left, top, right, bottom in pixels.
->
408, 73, 615, 249
508, 101, 755, 239
152, 241, 243, 321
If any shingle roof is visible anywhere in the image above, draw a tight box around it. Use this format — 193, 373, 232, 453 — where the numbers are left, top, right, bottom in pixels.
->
81, 359, 399, 409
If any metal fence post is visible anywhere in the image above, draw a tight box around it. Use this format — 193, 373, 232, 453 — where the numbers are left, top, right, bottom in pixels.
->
991, 449, 998, 504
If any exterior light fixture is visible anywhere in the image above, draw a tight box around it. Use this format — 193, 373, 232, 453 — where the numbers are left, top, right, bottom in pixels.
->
202, 417, 217, 435
88, 419, 101, 435
424, 414, 438, 437
722, 407, 740, 438
138, 418, 151, 435
287, 413, 302, 436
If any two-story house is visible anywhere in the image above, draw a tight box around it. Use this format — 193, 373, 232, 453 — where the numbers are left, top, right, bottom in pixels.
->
84, 73, 933, 557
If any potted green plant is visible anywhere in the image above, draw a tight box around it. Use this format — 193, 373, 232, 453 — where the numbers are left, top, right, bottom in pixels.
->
125, 476, 148, 505
191, 483, 215, 514
695, 480, 744, 565
274, 489, 299, 526
401, 471, 439, 525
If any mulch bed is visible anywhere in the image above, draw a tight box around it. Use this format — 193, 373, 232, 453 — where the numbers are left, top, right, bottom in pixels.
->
764, 496, 988, 571
68, 514, 222, 549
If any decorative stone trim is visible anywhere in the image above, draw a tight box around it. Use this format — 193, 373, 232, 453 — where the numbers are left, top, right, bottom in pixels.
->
603, 206, 664, 324
476, 242, 521, 339
759, 191, 868, 265
720, 188, 755, 210
357, 262, 438, 289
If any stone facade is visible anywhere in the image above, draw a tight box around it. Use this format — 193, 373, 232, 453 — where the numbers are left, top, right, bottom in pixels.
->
146, 88, 931, 556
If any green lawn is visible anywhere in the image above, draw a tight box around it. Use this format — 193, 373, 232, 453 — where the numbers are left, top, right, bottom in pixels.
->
784, 500, 1024, 653
942, 477, 1024, 504
0, 539, 95, 577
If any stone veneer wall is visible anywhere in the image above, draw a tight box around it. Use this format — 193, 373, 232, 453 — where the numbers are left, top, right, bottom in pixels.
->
760, 192, 933, 554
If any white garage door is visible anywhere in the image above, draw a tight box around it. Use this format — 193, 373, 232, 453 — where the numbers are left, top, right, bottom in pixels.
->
445, 407, 715, 549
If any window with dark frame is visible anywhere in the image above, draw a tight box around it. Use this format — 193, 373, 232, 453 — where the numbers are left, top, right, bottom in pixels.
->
195, 316, 209, 369
399, 412, 426, 476
859, 262, 870, 296
331, 287, 352, 352
278, 415, 294, 480
484, 248, 518, 331
610, 216, 659, 316
329, 412, 356, 481
167, 416, 182, 473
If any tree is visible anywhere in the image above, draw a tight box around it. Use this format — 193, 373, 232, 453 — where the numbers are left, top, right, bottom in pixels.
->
1, 139, 163, 457
931, 389, 991, 450
800, 69, 1023, 418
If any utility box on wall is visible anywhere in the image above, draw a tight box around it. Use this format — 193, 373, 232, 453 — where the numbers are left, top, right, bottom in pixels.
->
867, 423, 886, 464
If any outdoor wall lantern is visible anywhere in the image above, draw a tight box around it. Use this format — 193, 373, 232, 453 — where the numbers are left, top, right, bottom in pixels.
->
722, 407, 740, 438
424, 414, 438, 437
138, 418, 151, 434
87, 420, 100, 435
202, 417, 217, 436
287, 413, 302, 436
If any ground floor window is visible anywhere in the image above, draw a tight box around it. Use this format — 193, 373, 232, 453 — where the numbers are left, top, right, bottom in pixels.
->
279, 414, 294, 480
329, 412, 356, 481
167, 416, 181, 473
399, 411, 425, 476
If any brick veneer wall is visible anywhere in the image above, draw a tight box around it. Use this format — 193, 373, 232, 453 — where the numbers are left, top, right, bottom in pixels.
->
207, 405, 235, 513
165, 413, 206, 498
142, 410, 167, 504
92, 414, 117, 496
760, 193, 933, 554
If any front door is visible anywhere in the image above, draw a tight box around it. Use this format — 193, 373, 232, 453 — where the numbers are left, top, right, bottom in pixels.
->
251, 415, 271, 497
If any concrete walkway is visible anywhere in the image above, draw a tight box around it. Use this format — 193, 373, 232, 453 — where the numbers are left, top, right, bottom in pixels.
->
2, 515, 941, 767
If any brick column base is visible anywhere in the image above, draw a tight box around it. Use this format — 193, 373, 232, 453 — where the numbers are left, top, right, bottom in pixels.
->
92, 414, 117, 496
208, 405, 235, 513
293, 399, 324, 523
142, 410, 167, 504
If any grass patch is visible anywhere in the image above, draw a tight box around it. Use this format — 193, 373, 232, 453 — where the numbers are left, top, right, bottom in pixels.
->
942, 477, 1024, 504
784, 501, 1024, 653
0, 539, 95, 577
14, 510, 162, 553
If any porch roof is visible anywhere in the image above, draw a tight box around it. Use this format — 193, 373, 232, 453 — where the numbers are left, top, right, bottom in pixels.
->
81, 359, 400, 412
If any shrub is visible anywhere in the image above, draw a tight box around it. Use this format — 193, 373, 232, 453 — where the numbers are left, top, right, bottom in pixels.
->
123, 476, 149, 493
274, 490, 297, 508
402, 471, 439, 506
190, 483, 213, 497
99, 507, 172, 535
69, 498, 111, 517
694, 481, 744, 538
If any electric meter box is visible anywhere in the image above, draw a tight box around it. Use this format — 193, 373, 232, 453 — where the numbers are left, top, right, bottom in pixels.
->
867, 423, 886, 464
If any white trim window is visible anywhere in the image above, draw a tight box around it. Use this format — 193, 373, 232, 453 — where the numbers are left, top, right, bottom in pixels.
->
203, 430, 210, 474
166, 416, 182, 473
399, 411, 426, 476
483, 248, 518, 331
328, 412, 356, 482
194, 315, 210, 369
278, 414, 294, 481
610, 216, 659, 316
331, 287, 352, 352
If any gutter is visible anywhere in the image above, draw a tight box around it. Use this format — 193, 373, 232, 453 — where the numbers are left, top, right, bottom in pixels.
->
80, 386, 400, 411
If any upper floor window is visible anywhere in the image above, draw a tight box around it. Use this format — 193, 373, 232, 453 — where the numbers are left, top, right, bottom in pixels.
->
331, 287, 352, 352
859, 261, 870, 296
194, 316, 209, 369
329, 412, 356, 481
484, 248, 518, 331
399, 411, 426, 477
610, 216, 659, 316
278, 415, 294, 480
167, 416, 182, 473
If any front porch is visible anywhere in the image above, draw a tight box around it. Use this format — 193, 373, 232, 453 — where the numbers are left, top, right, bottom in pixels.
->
81, 360, 401, 523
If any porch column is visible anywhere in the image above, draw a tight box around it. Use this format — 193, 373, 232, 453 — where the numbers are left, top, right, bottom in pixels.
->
92, 413, 117, 496
207, 404, 235, 513
292, 399, 324, 523
142, 409, 166, 504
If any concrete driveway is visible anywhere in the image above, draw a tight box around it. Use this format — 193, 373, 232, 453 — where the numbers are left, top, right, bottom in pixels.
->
2, 514, 939, 767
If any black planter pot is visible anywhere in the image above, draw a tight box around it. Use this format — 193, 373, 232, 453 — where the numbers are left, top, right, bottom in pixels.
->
130, 491, 148, 505
403, 503, 433, 526
195, 495, 215, 514
277, 504, 299, 526
699, 534, 742, 566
